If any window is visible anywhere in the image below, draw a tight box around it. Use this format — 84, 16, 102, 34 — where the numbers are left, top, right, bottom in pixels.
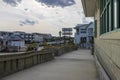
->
80, 29, 86, 33
100, 0, 120, 35
76, 28, 79, 35
88, 28, 93, 34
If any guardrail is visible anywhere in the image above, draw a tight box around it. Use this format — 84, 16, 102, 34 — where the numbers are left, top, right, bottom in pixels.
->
0, 45, 78, 78
0, 51, 54, 78
45, 45, 78, 56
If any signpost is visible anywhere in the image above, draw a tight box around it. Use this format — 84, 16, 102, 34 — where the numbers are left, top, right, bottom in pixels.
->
62, 28, 72, 44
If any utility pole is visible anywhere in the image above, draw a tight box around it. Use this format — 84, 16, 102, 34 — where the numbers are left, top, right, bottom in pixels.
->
59, 31, 62, 45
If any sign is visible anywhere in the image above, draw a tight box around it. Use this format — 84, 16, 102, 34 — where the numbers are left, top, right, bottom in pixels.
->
62, 28, 72, 35
62, 28, 72, 31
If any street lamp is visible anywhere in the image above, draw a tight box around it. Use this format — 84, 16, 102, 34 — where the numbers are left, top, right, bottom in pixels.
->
59, 31, 62, 45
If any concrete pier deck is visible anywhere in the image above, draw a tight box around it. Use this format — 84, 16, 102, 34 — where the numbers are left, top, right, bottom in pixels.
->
1, 50, 98, 80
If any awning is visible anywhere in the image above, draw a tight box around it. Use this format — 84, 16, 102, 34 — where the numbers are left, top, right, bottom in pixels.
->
81, 0, 97, 17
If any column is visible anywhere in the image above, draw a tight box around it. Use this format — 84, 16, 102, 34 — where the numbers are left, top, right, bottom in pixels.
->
114, 0, 119, 29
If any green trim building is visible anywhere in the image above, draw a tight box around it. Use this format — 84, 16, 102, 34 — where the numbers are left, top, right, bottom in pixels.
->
82, 0, 120, 80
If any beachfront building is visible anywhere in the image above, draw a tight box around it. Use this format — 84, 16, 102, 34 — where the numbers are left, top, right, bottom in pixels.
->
3, 34, 26, 52
0, 36, 3, 51
74, 22, 94, 48
82, 0, 120, 79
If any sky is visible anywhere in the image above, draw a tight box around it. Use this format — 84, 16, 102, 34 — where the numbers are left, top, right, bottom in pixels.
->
0, 0, 93, 36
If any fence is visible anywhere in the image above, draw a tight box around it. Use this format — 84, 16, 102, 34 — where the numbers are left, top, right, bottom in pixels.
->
0, 45, 78, 78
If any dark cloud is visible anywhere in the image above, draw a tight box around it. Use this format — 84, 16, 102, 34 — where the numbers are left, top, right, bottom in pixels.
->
3, 0, 22, 7
19, 19, 38, 26
35, 0, 76, 8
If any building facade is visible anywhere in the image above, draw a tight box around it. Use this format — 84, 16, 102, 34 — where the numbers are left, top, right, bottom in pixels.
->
0, 31, 12, 37
74, 22, 94, 48
82, 0, 120, 80
0, 31, 51, 44
32, 33, 44, 44
3, 34, 26, 52
0, 37, 3, 51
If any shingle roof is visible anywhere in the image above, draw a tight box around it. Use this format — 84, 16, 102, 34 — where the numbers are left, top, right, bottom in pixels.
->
74, 24, 88, 29
85, 22, 94, 29
3, 34, 24, 41
74, 22, 93, 29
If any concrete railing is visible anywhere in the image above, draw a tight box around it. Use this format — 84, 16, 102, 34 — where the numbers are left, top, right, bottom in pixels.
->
0, 51, 54, 78
45, 45, 78, 56
0, 45, 78, 78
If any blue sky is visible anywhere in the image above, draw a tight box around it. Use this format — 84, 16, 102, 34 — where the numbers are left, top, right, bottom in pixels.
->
0, 0, 93, 36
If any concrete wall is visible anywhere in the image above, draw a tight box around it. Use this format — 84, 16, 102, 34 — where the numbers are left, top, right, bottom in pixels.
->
46, 45, 78, 56
0, 51, 54, 78
0, 45, 77, 78
94, 8, 120, 80
94, 39, 120, 80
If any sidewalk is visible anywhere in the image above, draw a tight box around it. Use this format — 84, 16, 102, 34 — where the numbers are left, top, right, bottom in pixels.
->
1, 49, 98, 80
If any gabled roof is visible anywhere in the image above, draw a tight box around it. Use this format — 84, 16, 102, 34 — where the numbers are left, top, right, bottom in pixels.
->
74, 24, 88, 29
74, 22, 93, 29
85, 22, 94, 29
3, 34, 24, 41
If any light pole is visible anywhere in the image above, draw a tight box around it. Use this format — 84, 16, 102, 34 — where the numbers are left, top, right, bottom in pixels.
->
59, 31, 62, 45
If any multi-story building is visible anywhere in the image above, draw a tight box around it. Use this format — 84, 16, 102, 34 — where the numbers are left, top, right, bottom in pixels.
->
74, 22, 94, 48
32, 33, 44, 44
0, 31, 51, 44
0, 36, 3, 51
13, 31, 34, 43
24, 33, 34, 43
0, 31, 12, 37
43, 34, 52, 40
3, 34, 26, 52
82, 0, 120, 79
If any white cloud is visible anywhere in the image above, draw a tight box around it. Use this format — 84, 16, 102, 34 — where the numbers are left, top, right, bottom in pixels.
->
0, 0, 93, 36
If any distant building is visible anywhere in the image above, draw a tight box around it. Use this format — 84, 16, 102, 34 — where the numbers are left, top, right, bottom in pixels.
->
0, 36, 3, 51
12, 32, 52, 44
32, 33, 44, 44
24, 33, 34, 43
13, 31, 34, 43
0, 31, 12, 37
3, 34, 26, 52
74, 22, 94, 48
0, 31, 52, 45
43, 34, 52, 39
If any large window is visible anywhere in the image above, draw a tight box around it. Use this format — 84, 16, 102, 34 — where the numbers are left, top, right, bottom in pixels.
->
80, 29, 86, 33
100, 0, 120, 35
88, 28, 93, 34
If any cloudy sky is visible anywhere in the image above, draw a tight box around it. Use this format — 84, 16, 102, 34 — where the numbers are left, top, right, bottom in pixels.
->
0, 0, 93, 36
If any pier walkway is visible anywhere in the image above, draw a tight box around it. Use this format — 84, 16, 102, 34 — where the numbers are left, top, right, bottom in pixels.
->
1, 50, 98, 80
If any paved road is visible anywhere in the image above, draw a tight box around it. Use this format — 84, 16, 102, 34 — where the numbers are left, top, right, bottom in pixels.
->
1, 49, 98, 80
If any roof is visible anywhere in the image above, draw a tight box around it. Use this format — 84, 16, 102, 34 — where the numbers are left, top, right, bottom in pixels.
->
74, 22, 94, 29
85, 22, 94, 29
3, 34, 24, 41
74, 24, 88, 29
81, 0, 97, 17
